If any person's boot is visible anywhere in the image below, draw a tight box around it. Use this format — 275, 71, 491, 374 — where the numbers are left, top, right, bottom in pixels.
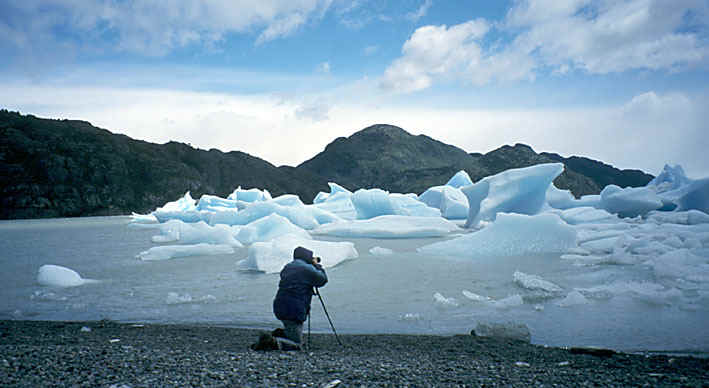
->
250, 332, 279, 351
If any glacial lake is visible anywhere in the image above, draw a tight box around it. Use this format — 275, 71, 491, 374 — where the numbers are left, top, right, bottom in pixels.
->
1, 216, 708, 356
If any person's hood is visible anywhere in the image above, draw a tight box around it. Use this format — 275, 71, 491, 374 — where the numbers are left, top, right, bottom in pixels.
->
293, 246, 313, 262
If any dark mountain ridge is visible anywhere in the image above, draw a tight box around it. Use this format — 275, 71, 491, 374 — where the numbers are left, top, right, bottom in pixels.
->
0, 110, 654, 219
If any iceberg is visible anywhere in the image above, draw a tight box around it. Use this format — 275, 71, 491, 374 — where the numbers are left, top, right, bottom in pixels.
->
137, 243, 235, 261
37, 264, 96, 287
554, 207, 617, 225
513, 271, 563, 293
196, 194, 240, 212
351, 188, 440, 219
445, 170, 473, 188
313, 215, 460, 238
235, 213, 311, 245
314, 182, 352, 204
419, 213, 577, 257
369, 246, 394, 255
463, 163, 564, 227
418, 185, 469, 219
152, 220, 242, 247
599, 185, 663, 218
227, 186, 272, 203
212, 201, 323, 229
239, 234, 358, 274
152, 192, 203, 223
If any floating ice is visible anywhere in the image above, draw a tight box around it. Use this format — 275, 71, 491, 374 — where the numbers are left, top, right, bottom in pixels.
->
649, 249, 709, 283
152, 220, 242, 247
554, 207, 617, 225
419, 213, 577, 257
646, 210, 709, 225
227, 186, 272, 203
313, 215, 460, 238
445, 170, 473, 188
235, 214, 311, 245
239, 234, 358, 274
166, 292, 217, 305
490, 294, 524, 309
196, 194, 240, 212
463, 163, 564, 227
418, 185, 469, 219
351, 189, 440, 219
599, 185, 663, 218
152, 192, 204, 223
462, 290, 491, 302
137, 243, 235, 261
314, 182, 351, 203
370, 246, 394, 255
433, 292, 459, 308
130, 212, 158, 224
557, 290, 589, 307
37, 264, 96, 287
213, 201, 325, 229
513, 271, 563, 293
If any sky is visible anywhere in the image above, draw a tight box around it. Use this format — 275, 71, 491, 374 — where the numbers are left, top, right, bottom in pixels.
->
1, 0, 708, 178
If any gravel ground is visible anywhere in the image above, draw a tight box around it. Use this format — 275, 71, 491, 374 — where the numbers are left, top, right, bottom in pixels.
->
1, 320, 707, 387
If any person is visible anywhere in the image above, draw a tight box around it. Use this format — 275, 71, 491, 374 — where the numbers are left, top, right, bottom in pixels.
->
272, 246, 328, 349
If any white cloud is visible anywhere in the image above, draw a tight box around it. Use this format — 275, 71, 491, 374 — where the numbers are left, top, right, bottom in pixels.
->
380, 19, 491, 92
383, 0, 709, 92
4, 84, 706, 178
406, 0, 433, 22
2, 0, 335, 55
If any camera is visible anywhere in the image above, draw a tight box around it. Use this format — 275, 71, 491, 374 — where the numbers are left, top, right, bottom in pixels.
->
312, 256, 321, 264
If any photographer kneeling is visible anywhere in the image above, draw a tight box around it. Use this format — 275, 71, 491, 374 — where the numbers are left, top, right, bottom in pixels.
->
272, 246, 328, 349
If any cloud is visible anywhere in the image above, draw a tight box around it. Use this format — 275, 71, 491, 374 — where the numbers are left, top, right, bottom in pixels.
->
363, 45, 379, 56
1, 0, 335, 56
382, 0, 709, 92
380, 19, 509, 92
295, 100, 331, 122
406, 0, 433, 22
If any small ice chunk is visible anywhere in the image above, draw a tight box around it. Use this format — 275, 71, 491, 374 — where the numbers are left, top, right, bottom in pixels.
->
80, 326, 92, 332
369, 246, 394, 256
399, 313, 423, 321
557, 290, 589, 307
137, 244, 235, 261
513, 271, 563, 293
433, 292, 459, 308
491, 294, 524, 309
37, 264, 96, 287
462, 290, 491, 302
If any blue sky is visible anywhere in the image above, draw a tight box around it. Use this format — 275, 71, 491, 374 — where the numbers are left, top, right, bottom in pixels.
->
1, 0, 708, 178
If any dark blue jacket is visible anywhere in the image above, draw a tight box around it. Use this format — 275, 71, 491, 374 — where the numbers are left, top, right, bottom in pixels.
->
273, 247, 328, 323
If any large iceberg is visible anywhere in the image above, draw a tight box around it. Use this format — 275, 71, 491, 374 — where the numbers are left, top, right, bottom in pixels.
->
235, 213, 311, 244
598, 185, 663, 218
152, 220, 243, 247
238, 234, 358, 274
419, 213, 577, 257
463, 163, 564, 227
227, 186, 272, 203
312, 215, 460, 238
153, 192, 204, 223
351, 188, 440, 219
445, 170, 473, 188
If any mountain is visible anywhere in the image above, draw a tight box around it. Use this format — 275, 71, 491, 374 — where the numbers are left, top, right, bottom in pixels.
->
0, 111, 654, 219
0, 110, 328, 219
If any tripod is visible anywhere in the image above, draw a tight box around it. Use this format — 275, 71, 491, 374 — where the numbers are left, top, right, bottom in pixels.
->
308, 287, 343, 348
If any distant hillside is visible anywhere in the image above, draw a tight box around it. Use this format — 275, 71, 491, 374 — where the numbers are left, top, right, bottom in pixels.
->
0, 110, 328, 219
0, 111, 654, 219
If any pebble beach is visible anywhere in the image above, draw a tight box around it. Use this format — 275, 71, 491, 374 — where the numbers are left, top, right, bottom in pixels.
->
1, 320, 707, 387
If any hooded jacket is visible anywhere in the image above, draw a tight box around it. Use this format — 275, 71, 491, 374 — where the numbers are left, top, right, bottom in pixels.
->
273, 247, 328, 323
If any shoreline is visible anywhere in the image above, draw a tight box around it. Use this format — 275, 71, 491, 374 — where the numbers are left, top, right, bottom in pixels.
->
2, 320, 708, 387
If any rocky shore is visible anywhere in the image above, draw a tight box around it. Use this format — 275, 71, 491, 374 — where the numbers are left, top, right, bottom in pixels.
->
1, 320, 707, 387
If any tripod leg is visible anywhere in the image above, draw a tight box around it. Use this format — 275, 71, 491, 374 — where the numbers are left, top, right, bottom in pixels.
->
315, 288, 343, 346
